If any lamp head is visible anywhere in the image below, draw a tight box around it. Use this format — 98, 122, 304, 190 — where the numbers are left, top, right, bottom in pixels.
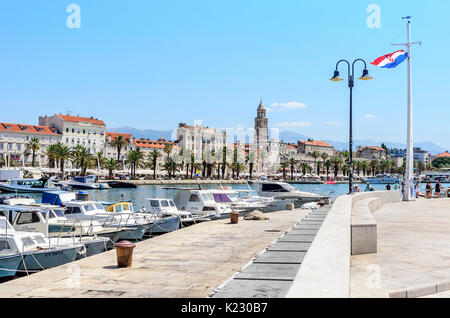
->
358, 69, 373, 80
329, 70, 344, 82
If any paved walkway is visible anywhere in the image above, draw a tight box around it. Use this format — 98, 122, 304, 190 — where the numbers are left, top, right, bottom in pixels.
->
0, 208, 309, 298
351, 198, 450, 298
211, 205, 331, 298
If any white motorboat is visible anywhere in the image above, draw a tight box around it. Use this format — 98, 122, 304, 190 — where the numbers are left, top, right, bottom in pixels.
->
258, 181, 329, 207
172, 188, 234, 219
60, 175, 110, 190
0, 216, 83, 276
0, 177, 60, 193
137, 198, 197, 226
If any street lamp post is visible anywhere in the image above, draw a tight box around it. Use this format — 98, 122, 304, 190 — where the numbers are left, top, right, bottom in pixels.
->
330, 59, 373, 194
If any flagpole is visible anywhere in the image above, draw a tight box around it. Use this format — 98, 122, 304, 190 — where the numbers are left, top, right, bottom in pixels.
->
392, 17, 421, 201
404, 20, 414, 201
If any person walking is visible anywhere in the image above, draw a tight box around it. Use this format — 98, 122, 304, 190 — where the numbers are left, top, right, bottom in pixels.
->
425, 181, 432, 199
435, 181, 441, 198
385, 183, 391, 191
414, 181, 421, 198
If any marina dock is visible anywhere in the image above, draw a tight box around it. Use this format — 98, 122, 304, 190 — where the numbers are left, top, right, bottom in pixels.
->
0, 208, 310, 298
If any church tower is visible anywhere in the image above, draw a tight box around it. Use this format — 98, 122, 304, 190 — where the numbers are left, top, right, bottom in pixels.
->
254, 99, 269, 150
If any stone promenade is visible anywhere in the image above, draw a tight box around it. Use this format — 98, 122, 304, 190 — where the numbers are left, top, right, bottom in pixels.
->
0, 208, 308, 298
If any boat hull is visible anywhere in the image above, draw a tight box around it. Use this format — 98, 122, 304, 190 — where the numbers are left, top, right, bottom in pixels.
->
18, 246, 82, 271
0, 185, 59, 193
145, 216, 180, 234
118, 225, 147, 241
0, 254, 22, 277
75, 238, 109, 260
97, 230, 122, 249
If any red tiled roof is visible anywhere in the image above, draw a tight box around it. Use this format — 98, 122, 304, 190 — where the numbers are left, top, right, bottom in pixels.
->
435, 151, 450, 158
106, 132, 132, 141
0, 123, 60, 135
299, 140, 333, 148
361, 146, 385, 152
134, 139, 177, 149
58, 114, 105, 126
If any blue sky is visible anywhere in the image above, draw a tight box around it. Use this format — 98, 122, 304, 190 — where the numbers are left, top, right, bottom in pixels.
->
0, 0, 448, 149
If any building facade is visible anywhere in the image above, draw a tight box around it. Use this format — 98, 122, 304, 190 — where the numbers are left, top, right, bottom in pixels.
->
0, 122, 62, 166
297, 139, 335, 156
39, 114, 106, 154
356, 146, 387, 160
104, 132, 135, 161
176, 122, 226, 161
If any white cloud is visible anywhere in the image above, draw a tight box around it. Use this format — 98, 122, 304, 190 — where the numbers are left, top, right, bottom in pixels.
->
325, 121, 343, 127
275, 121, 312, 128
365, 114, 376, 119
268, 101, 307, 112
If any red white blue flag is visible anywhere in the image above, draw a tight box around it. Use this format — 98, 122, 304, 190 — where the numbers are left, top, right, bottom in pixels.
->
371, 50, 408, 68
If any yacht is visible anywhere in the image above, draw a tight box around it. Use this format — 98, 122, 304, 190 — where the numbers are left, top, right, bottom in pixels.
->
137, 198, 197, 227
0, 177, 60, 193
258, 181, 329, 207
362, 174, 401, 184
60, 175, 110, 190
106, 201, 180, 234
41, 191, 148, 241
172, 188, 234, 220
0, 204, 115, 255
0, 216, 83, 276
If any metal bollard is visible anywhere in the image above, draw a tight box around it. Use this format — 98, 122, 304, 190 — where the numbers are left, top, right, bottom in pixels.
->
114, 240, 136, 268
230, 212, 239, 224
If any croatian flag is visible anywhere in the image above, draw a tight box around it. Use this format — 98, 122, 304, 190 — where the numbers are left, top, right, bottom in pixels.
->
371, 50, 408, 68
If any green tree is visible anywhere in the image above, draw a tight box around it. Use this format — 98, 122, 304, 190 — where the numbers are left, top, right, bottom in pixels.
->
330, 156, 343, 178
71, 145, 93, 176
279, 162, 289, 180
126, 148, 144, 179
109, 135, 130, 168
104, 158, 118, 179
311, 151, 319, 174
44, 144, 59, 168
27, 137, 41, 167
55, 143, 72, 179
148, 150, 161, 179
288, 157, 297, 180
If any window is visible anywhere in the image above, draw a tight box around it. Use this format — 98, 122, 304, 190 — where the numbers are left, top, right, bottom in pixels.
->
262, 184, 287, 192
66, 206, 81, 214
66, 128, 69, 133
72, 128, 75, 133
115, 204, 123, 212
169, 200, 175, 207
161, 200, 169, 207
94, 204, 103, 210
16, 212, 41, 225
150, 200, 160, 208
0, 240, 11, 250
84, 204, 96, 212
188, 194, 200, 202
52, 209, 65, 217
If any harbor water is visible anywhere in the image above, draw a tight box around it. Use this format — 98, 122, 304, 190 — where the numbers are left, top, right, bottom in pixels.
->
19, 182, 450, 208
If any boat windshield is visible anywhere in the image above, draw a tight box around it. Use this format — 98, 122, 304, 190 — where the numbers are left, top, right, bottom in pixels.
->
200, 192, 214, 202
281, 183, 297, 191
150, 200, 160, 208
52, 209, 65, 218
213, 193, 232, 203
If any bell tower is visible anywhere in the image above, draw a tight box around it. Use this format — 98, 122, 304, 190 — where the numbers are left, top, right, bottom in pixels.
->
254, 99, 268, 150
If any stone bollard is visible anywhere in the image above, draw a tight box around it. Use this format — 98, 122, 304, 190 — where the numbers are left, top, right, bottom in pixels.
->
114, 240, 136, 268
286, 203, 294, 210
230, 211, 240, 224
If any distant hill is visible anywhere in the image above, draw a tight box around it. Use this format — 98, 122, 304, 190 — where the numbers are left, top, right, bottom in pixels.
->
109, 126, 174, 141
110, 127, 447, 155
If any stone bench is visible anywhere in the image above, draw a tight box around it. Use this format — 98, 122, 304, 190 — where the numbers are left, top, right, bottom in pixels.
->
351, 197, 381, 255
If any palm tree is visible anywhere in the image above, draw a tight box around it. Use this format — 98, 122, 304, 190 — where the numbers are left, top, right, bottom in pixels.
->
71, 145, 93, 176
110, 135, 129, 169
321, 153, 328, 174
288, 158, 297, 180
311, 151, 319, 174
341, 163, 349, 177
330, 156, 343, 178
104, 158, 118, 179
361, 161, 369, 176
324, 159, 331, 178
369, 159, 378, 176
416, 160, 425, 176
55, 143, 72, 179
221, 146, 228, 179
95, 151, 106, 170
163, 156, 179, 179
126, 148, 144, 179
245, 150, 257, 179
279, 162, 289, 180
300, 162, 310, 175
28, 137, 41, 167
148, 150, 161, 179
44, 144, 58, 168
